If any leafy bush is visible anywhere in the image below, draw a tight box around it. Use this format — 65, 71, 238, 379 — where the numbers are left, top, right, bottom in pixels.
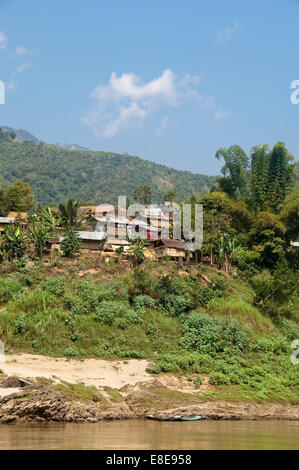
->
134, 294, 156, 311
194, 375, 202, 388
61, 231, 81, 257
180, 313, 249, 355
39, 277, 66, 296
93, 301, 139, 328
159, 294, 190, 316
14, 313, 27, 335
0, 278, 25, 303
209, 371, 231, 386
63, 346, 79, 357
153, 352, 212, 373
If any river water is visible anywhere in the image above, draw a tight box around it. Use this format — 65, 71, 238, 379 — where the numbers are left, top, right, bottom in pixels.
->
0, 420, 298, 450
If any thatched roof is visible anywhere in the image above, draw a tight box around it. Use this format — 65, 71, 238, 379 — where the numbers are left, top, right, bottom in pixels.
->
154, 239, 186, 249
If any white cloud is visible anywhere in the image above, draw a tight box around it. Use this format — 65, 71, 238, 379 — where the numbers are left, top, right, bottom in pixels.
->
155, 116, 171, 137
0, 31, 7, 49
214, 108, 232, 120
217, 20, 239, 42
15, 45, 31, 56
6, 63, 32, 91
81, 69, 212, 137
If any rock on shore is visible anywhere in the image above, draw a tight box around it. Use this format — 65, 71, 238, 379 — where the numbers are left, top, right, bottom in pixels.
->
0, 377, 298, 423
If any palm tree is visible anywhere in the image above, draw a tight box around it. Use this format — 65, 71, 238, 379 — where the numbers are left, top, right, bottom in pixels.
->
58, 199, 82, 229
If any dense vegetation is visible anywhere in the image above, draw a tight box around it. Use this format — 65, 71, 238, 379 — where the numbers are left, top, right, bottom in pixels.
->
0, 258, 298, 402
0, 129, 215, 205
0, 131, 298, 404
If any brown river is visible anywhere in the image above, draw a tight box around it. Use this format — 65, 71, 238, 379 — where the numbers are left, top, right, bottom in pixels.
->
0, 420, 298, 450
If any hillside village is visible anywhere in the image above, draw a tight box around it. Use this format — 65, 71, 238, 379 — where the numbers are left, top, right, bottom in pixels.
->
0, 134, 298, 422
0, 200, 193, 264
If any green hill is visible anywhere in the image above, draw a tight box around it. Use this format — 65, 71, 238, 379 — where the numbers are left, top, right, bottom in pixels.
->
0, 129, 215, 205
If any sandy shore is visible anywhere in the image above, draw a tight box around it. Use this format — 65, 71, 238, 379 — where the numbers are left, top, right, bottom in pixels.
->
1, 354, 152, 389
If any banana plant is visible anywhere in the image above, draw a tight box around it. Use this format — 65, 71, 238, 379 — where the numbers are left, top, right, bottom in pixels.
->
26, 218, 52, 258
217, 234, 244, 274
3, 224, 27, 261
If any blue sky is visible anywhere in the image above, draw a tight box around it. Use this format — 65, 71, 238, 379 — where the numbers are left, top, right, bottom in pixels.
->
0, 0, 299, 175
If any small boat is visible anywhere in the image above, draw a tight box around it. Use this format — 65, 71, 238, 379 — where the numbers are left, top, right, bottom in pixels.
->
147, 415, 202, 422
180, 415, 202, 421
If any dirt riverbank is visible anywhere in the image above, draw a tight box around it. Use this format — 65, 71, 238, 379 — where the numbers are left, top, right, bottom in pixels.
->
0, 355, 298, 423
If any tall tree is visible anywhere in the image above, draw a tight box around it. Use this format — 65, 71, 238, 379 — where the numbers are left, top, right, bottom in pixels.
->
215, 145, 249, 198
134, 185, 152, 204
250, 144, 270, 211
249, 211, 286, 268
280, 185, 299, 243
4, 180, 34, 212
267, 142, 294, 213
163, 189, 178, 202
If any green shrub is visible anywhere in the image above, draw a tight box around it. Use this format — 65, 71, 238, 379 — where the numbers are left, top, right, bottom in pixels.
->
63, 346, 79, 357
93, 301, 137, 328
180, 313, 249, 354
14, 313, 27, 335
209, 372, 231, 386
134, 294, 156, 311
194, 375, 202, 388
0, 278, 25, 303
61, 231, 81, 257
39, 277, 66, 296
159, 294, 190, 316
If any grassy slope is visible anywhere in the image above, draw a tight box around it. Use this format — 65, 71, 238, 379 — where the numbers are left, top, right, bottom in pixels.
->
0, 254, 298, 404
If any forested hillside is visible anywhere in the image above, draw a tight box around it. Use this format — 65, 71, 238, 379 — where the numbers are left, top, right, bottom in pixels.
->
0, 129, 215, 205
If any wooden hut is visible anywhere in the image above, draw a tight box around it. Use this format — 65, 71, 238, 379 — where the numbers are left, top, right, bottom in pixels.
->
151, 239, 187, 259
59, 231, 106, 250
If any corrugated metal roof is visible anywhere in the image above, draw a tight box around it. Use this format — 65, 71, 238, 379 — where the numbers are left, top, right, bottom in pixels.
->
59, 231, 106, 242
0, 217, 15, 224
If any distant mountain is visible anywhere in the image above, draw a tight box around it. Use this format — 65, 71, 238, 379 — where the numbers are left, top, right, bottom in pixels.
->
0, 126, 40, 143
1, 126, 90, 151
0, 128, 216, 205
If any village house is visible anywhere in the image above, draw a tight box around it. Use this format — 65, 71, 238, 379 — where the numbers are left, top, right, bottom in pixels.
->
149, 238, 188, 259
59, 231, 106, 250
0, 212, 27, 233
0, 216, 15, 234
138, 206, 173, 238
78, 204, 115, 218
